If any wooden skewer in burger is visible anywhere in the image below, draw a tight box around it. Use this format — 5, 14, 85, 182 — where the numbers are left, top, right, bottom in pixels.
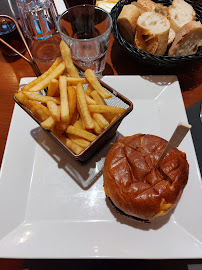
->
103, 122, 191, 222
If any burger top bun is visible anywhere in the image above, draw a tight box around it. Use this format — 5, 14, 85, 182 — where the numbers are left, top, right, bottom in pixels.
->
103, 134, 189, 221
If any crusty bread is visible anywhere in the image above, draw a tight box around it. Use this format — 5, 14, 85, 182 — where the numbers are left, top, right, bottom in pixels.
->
137, 0, 156, 11
131, 1, 149, 13
103, 134, 189, 221
168, 0, 196, 33
154, 3, 168, 17
168, 28, 176, 46
168, 21, 202, 56
117, 4, 144, 44
137, 0, 168, 17
135, 11, 170, 55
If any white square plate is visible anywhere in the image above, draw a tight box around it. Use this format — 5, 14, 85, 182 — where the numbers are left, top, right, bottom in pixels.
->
0, 75, 201, 259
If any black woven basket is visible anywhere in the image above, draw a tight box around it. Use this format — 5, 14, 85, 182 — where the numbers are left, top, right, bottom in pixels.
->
111, 0, 202, 67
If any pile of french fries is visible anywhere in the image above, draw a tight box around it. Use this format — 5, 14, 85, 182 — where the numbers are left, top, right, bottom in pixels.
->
15, 40, 125, 155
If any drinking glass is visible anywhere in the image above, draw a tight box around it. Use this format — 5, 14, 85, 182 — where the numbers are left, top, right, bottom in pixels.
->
0, 16, 26, 56
16, 0, 61, 61
57, 5, 112, 77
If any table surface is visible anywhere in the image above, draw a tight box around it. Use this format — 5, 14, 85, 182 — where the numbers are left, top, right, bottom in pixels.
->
0, 31, 202, 268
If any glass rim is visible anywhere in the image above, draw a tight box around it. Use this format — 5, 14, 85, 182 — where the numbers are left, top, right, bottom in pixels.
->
57, 4, 112, 42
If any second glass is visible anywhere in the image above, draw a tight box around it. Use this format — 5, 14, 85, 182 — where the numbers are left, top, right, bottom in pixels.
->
0, 16, 26, 56
16, 0, 61, 61
57, 5, 112, 77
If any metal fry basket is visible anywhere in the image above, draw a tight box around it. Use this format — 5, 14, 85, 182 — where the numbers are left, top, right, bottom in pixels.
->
14, 78, 133, 164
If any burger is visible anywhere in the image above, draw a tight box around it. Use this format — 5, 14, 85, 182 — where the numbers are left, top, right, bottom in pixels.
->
103, 134, 189, 222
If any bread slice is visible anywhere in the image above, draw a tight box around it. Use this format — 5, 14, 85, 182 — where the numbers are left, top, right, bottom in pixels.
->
135, 11, 170, 55
137, 0, 156, 11
168, 0, 196, 33
154, 3, 168, 18
168, 21, 202, 56
117, 4, 145, 44
168, 28, 176, 46
137, 0, 168, 17
131, 1, 148, 13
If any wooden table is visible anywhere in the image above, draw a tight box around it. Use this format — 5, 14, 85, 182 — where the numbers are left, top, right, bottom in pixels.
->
0, 34, 202, 269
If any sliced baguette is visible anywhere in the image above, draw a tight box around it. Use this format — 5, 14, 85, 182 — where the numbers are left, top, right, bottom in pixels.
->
131, 1, 149, 13
154, 3, 168, 18
168, 21, 202, 56
135, 11, 170, 55
117, 4, 145, 44
168, 0, 196, 33
137, 0, 156, 11
168, 28, 176, 46
137, 0, 168, 17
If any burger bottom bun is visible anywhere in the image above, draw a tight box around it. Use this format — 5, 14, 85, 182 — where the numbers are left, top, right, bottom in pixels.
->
103, 134, 189, 221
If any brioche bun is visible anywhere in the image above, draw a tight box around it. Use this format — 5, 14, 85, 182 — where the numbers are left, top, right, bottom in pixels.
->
103, 134, 189, 222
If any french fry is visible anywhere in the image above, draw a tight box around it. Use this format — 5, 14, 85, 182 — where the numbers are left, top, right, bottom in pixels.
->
47, 78, 59, 96
59, 76, 70, 123
41, 116, 55, 130
92, 118, 103, 134
73, 120, 85, 129
14, 91, 33, 110
26, 62, 65, 92
66, 77, 88, 85
29, 100, 50, 116
31, 105, 50, 122
70, 109, 79, 125
62, 137, 84, 154
28, 100, 39, 107
90, 90, 114, 122
23, 91, 60, 104
84, 69, 112, 99
110, 114, 119, 123
90, 90, 105, 105
60, 40, 80, 78
76, 101, 86, 129
68, 134, 91, 148
47, 101, 60, 121
92, 113, 109, 129
21, 57, 61, 92
85, 94, 97, 105
55, 120, 69, 134
66, 125, 97, 142
67, 86, 77, 120
89, 105, 126, 114
76, 83, 94, 129
85, 84, 94, 96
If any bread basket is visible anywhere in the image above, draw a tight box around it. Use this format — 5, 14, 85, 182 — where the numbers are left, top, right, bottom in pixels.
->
110, 0, 202, 67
